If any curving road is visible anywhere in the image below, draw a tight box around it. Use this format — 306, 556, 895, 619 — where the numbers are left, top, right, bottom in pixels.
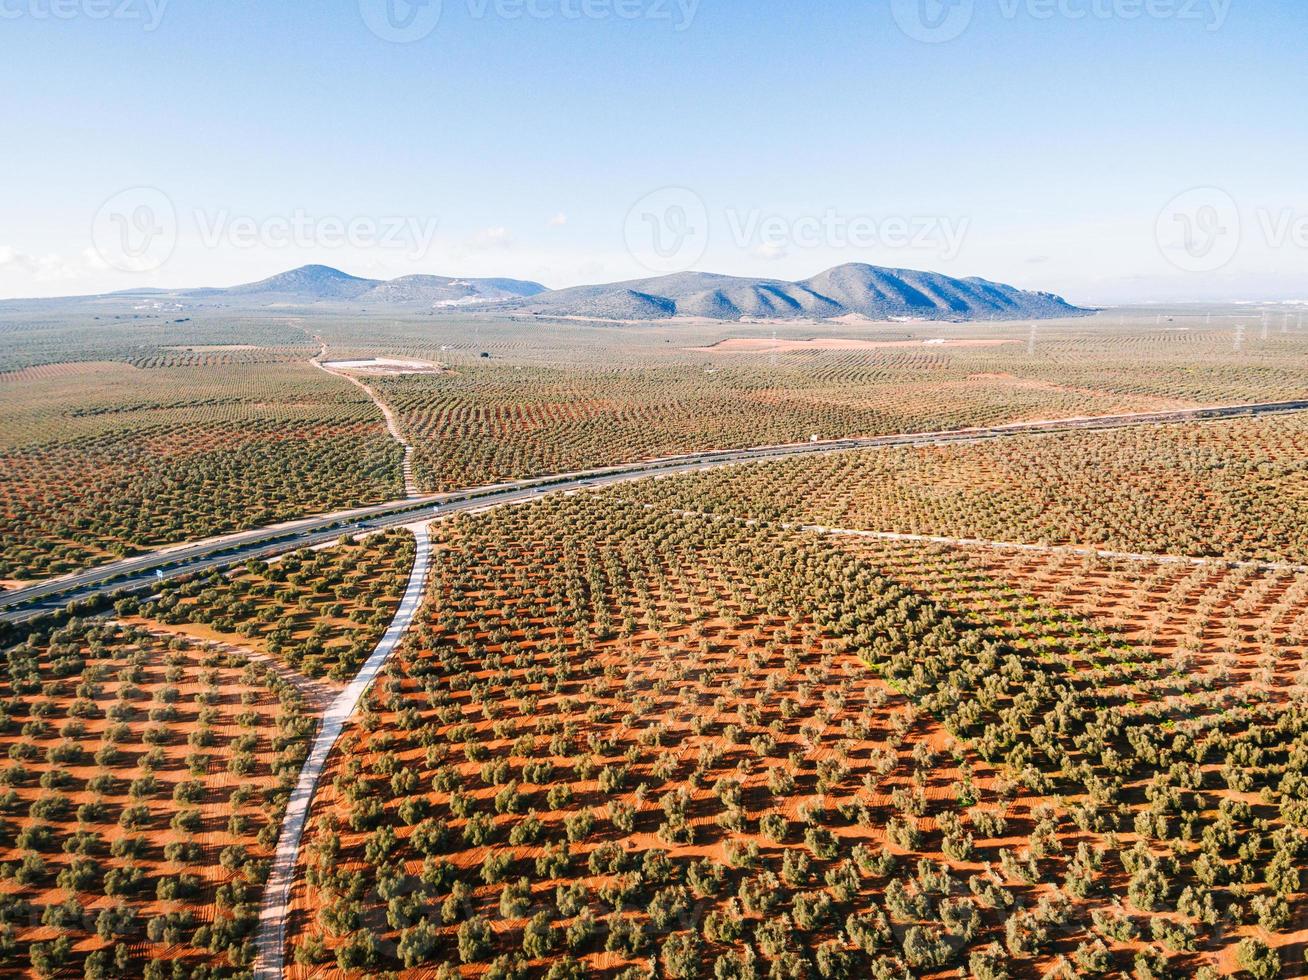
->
313, 344, 422, 499
4, 398, 1308, 625
253, 523, 432, 979
2, 395, 1299, 971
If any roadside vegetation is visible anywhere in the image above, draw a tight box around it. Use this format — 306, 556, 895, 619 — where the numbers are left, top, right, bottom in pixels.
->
132, 530, 416, 681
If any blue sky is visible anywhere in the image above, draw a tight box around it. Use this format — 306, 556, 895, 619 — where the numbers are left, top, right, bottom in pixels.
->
1, 0, 1305, 303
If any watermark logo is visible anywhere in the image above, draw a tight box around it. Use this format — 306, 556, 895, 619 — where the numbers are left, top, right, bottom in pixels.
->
623, 188, 971, 274
624, 187, 710, 274
91, 186, 177, 273
1258, 208, 1308, 252
727, 208, 970, 261
360, 0, 699, 41
891, 0, 974, 43
465, 0, 700, 29
0, 0, 170, 30
195, 209, 440, 261
359, 0, 443, 42
89, 190, 441, 274
1155, 187, 1240, 273
893, 0, 1231, 43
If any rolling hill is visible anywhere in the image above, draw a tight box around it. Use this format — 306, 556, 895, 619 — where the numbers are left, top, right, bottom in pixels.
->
357, 274, 546, 307
508, 264, 1087, 321
192, 265, 546, 307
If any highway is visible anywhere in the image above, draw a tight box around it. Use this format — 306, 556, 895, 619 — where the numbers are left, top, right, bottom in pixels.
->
3, 397, 1307, 625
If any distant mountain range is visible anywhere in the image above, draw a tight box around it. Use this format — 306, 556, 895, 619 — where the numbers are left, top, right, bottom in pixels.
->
509, 265, 1086, 321
9, 263, 1089, 321
186, 265, 547, 307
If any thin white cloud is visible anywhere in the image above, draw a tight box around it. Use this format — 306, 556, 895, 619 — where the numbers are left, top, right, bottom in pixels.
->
468, 226, 513, 250
0, 246, 82, 280
548, 212, 568, 227
0, 246, 34, 271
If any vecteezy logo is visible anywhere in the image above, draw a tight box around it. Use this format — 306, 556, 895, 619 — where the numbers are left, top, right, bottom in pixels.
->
624, 187, 709, 274
359, 0, 442, 42
1155, 187, 1241, 273
891, 0, 975, 43
91, 187, 177, 273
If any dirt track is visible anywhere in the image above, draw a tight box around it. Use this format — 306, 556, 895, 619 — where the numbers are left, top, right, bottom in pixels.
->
252, 523, 433, 979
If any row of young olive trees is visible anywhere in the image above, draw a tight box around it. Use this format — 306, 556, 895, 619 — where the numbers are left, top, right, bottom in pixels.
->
0, 618, 313, 977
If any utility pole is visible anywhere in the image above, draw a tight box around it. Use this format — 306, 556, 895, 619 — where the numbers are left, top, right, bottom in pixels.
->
1234, 323, 1246, 353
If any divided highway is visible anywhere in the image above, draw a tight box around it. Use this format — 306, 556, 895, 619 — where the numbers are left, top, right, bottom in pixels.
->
4, 397, 1307, 625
